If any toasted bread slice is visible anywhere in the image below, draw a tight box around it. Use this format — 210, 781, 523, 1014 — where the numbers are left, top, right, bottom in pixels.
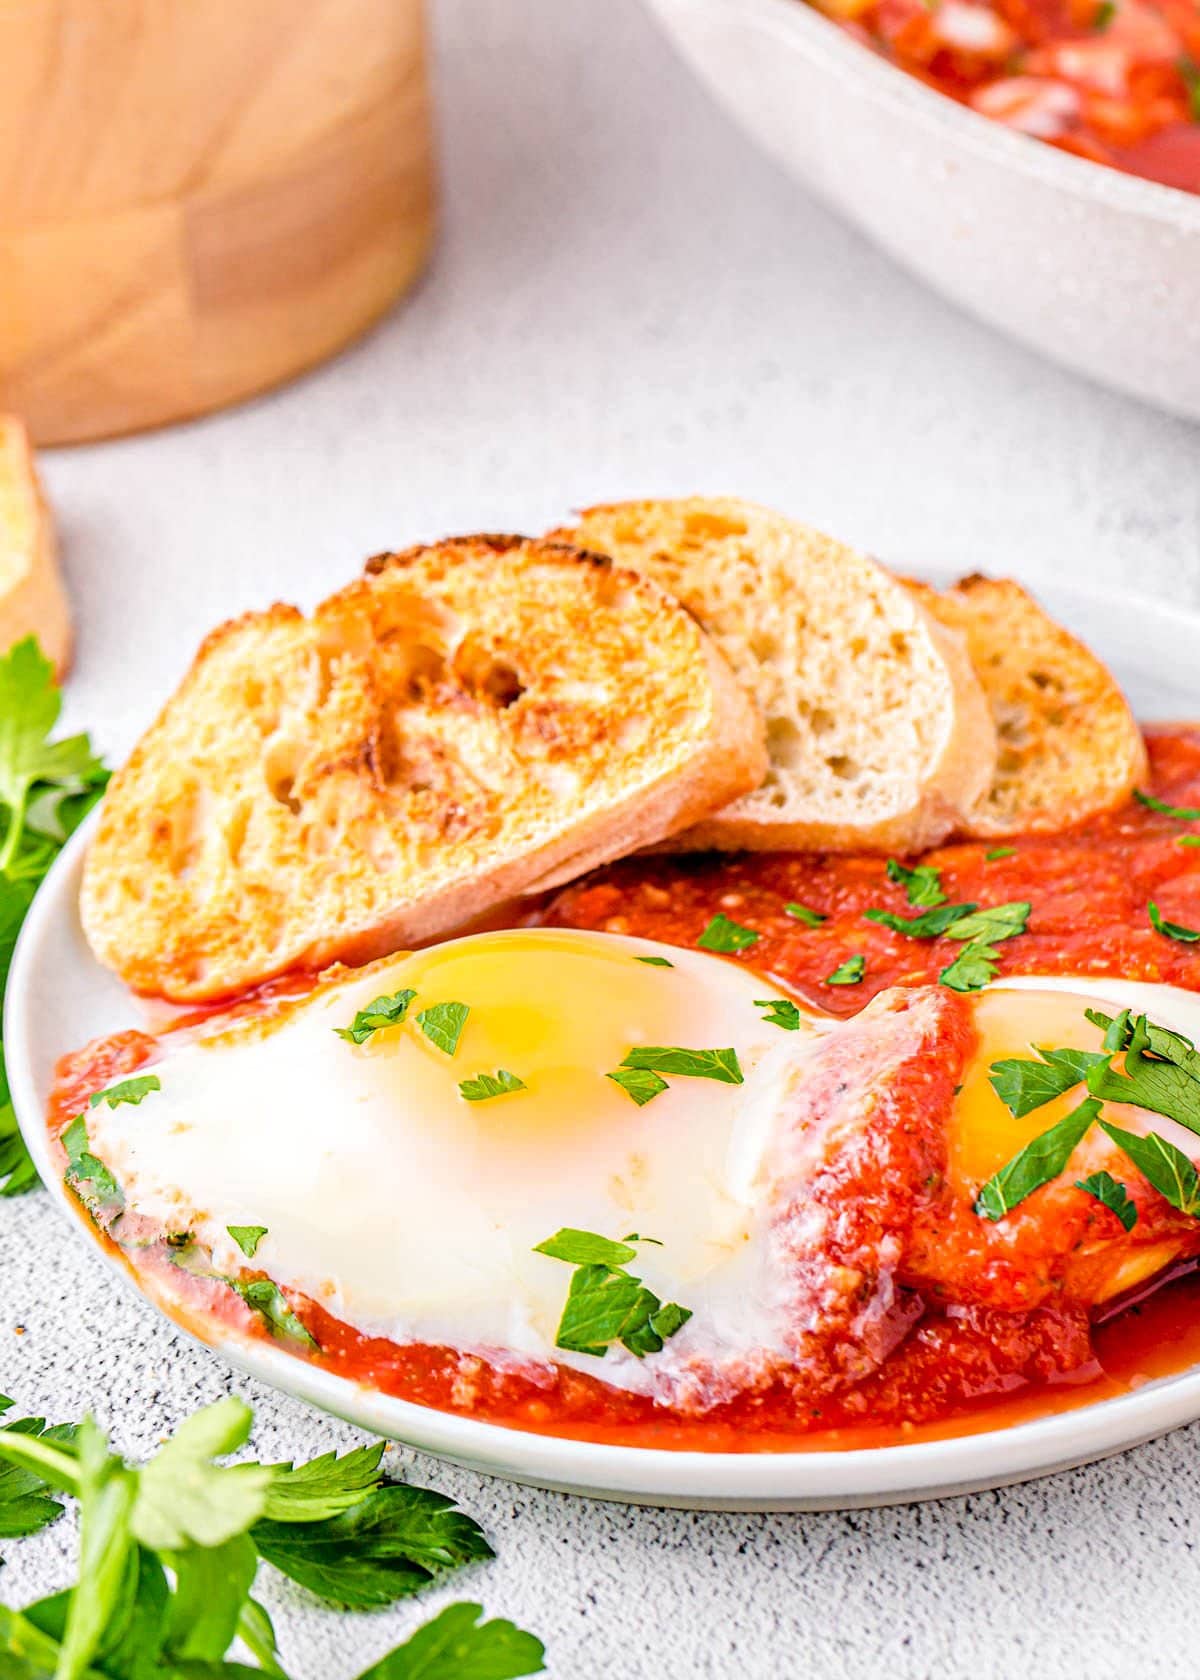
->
0, 417, 71, 676
906, 574, 1147, 837
552, 499, 996, 854
80, 535, 766, 1001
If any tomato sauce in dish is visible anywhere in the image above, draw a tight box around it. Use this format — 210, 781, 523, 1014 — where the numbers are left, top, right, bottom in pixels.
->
808, 0, 1200, 193
47, 725, 1200, 1453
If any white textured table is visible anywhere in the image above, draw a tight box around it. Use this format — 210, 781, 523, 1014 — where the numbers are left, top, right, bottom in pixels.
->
4, 2, 1200, 1675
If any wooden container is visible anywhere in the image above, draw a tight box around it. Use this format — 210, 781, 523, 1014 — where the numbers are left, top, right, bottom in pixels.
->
0, 0, 435, 444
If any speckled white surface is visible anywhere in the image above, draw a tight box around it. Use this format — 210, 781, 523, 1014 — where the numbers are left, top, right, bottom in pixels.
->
3, 0, 1200, 1674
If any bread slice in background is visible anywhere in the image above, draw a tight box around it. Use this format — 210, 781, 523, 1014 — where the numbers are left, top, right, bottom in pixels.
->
551, 498, 996, 855
0, 416, 71, 676
906, 574, 1147, 837
80, 535, 766, 1001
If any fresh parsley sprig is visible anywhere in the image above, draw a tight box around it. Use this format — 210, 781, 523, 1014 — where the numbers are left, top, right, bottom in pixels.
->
988, 1045, 1109, 1118
0, 1397, 544, 1679
533, 1229, 691, 1360
0, 640, 109, 1195
975, 1098, 1102, 1220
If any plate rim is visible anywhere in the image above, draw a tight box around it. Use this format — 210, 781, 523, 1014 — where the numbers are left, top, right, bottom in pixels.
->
12, 575, 1200, 1510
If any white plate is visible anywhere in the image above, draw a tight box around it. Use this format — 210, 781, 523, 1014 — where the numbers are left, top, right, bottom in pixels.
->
10, 577, 1200, 1511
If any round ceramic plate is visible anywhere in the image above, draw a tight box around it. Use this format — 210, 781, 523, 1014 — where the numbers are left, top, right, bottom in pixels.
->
10, 577, 1200, 1512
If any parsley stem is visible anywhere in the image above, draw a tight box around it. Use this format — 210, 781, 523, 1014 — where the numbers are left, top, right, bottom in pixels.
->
0, 1428, 80, 1495
0, 789, 26, 875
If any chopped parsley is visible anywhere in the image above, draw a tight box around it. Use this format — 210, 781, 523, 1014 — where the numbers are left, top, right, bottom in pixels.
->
1093, 0, 1115, 27
635, 954, 674, 967
886, 858, 945, 907
227, 1225, 268, 1259
458, 1069, 526, 1102
863, 901, 977, 938
696, 913, 759, 953
606, 1066, 669, 1106
1084, 1009, 1200, 1136
1181, 57, 1200, 123
988, 1045, 1108, 1117
230, 1278, 318, 1351
1179, 836, 1200, 848
617, 1045, 743, 1083
1134, 788, 1200, 821
985, 846, 1016, 861
1148, 899, 1200, 943
1075, 1170, 1137, 1230
754, 998, 803, 1031
784, 902, 826, 926
939, 902, 1031, 992
416, 1001, 470, 1056
975, 1097, 1101, 1220
1099, 1120, 1200, 1217
534, 1229, 691, 1359
939, 941, 1003, 993
89, 1074, 160, 1108
61, 1113, 124, 1218
825, 955, 865, 986
335, 989, 416, 1045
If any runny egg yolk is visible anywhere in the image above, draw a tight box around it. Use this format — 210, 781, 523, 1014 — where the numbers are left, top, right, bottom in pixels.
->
949, 987, 1113, 1194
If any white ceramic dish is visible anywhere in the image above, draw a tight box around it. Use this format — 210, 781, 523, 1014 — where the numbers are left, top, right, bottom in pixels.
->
10, 576, 1200, 1511
645, 0, 1200, 420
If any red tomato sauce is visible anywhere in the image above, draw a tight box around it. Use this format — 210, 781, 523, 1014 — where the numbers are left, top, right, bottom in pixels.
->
809, 0, 1200, 193
48, 726, 1200, 1452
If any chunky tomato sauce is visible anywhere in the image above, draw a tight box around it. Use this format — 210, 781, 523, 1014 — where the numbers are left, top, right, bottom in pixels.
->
810, 0, 1200, 193
48, 726, 1200, 1452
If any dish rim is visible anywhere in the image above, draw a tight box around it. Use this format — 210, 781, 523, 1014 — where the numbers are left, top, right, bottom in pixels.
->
658, 0, 1200, 227
12, 573, 1200, 1509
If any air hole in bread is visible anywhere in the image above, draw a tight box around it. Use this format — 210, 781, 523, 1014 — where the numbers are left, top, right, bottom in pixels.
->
224, 800, 251, 866
262, 738, 304, 815
390, 639, 448, 700
827, 754, 859, 782
452, 635, 525, 708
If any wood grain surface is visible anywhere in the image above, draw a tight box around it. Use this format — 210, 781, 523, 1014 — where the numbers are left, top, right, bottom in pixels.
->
0, 0, 435, 443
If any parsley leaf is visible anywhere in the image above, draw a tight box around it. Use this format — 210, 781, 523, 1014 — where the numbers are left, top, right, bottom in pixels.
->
863, 901, 977, 938
1076, 1170, 1137, 1230
253, 1484, 493, 1609
1134, 788, 1200, 820
416, 1002, 470, 1057
940, 939, 1001, 992
458, 1070, 526, 1102
825, 955, 865, 986
943, 901, 1030, 943
536, 1233, 692, 1360
227, 1225, 268, 1260
975, 1097, 1101, 1220
886, 859, 945, 907
784, 903, 826, 926
1099, 1119, 1200, 1217
1148, 899, 1200, 943
1183, 56, 1200, 120
62, 1113, 124, 1219
0, 1408, 78, 1538
261, 1443, 385, 1523
131, 1399, 271, 1553
635, 955, 674, 966
1085, 1011, 1200, 1138
754, 998, 803, 1031
89, 1075, 160, 1109
988, 1045, 1109, 1117
618, 1045, 743, 1084
533, 1230, 638, 1267
356, 1601, 546, 1680
696, 913, 759, 953
605, 1066, 669, 1106
985, 846, 1016, 861
1179, 836, 1200, 848
1093, 0, 1115, 26
229, 1279, 318, 1351
335, 990, 417, 1045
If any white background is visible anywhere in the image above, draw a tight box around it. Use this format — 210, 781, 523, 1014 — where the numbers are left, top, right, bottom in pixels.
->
5, 1, 1200, 1675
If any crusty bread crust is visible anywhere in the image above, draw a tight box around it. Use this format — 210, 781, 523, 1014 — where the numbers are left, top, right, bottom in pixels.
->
553, 499, 996, 854
0, 416, 71, 677
907, 574, 1147, 838
80, 536, 765, 1001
